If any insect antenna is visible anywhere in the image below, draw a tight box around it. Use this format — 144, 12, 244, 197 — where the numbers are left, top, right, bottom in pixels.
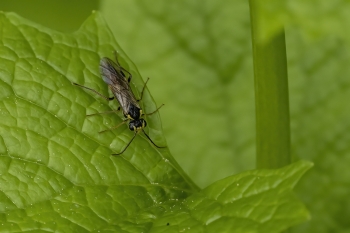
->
113, 51, 133, 81
72, 82, 114, 101
99, 120, 127, 134
86, 107, 121, 117
112, 132, 137, 156
142, 129, 166, 148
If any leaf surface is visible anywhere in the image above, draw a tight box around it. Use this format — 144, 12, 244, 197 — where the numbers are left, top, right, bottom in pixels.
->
0, 12, 311, 232
101, 1, 350, 232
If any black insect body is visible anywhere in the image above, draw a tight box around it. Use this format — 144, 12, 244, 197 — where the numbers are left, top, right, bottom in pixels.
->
73, 53, 164, 155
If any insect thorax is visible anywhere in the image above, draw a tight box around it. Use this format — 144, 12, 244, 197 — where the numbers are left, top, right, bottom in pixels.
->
127, 104, 142, 120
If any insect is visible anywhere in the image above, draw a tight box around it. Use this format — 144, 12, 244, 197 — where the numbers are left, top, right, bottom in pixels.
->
73, 52, 165, 155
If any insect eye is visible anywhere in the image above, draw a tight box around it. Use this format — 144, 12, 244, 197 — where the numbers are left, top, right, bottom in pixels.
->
129, 122, 135, 131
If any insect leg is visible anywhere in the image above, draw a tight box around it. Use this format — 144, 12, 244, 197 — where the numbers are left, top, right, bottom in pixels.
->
99, 119, 127, 134
142, 129, 166, 148
137, 78, 150, 102
113, 51, 123, 66
72, 83, 114, 101
87, 107, 121, 117
113, 51, 133, 83
123, 70, 132, 83
143, 104, 164, 116
112, 132, 137, 156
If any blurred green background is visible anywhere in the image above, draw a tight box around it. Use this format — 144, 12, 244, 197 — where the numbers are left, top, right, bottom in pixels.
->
1, 0, 349, 232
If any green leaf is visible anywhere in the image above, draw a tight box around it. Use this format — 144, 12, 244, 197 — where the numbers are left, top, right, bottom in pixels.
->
0, 12, 311, 232
150, 161, 312, 233
0, 11, 196, 232
287, 32, 350, 233
101, 0, 257, 188
101, 2, 350, 232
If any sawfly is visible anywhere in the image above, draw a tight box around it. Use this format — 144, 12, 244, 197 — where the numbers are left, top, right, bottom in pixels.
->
73, 52, 165, 155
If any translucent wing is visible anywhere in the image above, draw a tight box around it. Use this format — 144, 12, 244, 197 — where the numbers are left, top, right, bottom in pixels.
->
99, 57, 139, 115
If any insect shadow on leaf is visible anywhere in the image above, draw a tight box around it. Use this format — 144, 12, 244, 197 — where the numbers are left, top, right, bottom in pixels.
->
73, 51, 165, 155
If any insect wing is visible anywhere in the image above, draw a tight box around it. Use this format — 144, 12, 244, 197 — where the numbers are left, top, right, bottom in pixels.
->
100, 57, 121, 85
99, 58, 139, 114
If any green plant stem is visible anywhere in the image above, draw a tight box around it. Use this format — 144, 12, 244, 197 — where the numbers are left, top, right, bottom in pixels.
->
249, 0, 291, 169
